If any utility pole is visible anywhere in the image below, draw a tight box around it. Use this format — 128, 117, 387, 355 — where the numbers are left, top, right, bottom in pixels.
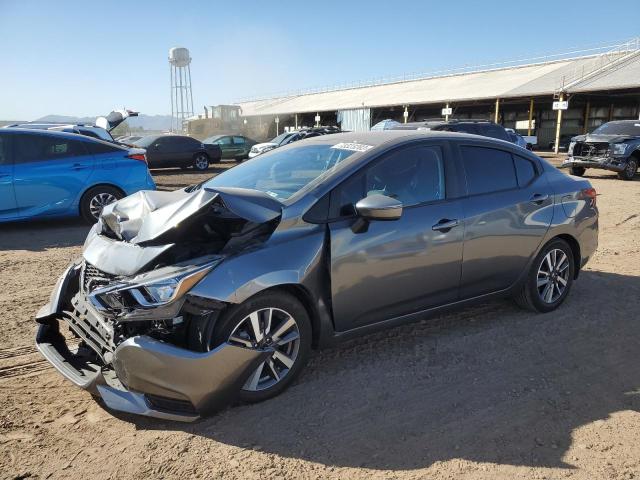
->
554, 93, 564, 155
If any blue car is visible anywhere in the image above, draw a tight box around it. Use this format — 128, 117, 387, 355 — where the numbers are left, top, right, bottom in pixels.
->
0, 128, 156, 223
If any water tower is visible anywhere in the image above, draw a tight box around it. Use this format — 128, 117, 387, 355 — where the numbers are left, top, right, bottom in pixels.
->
169, 47, 194, 132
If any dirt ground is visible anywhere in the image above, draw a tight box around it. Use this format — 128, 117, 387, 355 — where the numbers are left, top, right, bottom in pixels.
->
1, 157, 639, 480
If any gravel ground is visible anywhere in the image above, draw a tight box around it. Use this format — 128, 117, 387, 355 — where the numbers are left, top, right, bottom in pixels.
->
0, 157, 639, 480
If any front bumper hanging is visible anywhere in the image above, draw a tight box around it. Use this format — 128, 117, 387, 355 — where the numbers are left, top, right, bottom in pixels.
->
561, 156, 627, 173
35, 264, 271, 422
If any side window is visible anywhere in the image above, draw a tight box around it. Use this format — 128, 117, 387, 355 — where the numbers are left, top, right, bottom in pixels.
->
329, 145, 446, 217
217, 136, 232, 145
479, 124, 509, 141
460, 145, 517, 195
0, 134, 9, 165
233, 136, 245, 145
86, 141, 122, 155
13, 134, 87, 163
513, 154, 537, 187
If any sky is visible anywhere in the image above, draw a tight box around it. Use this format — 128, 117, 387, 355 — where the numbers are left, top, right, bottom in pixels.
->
1, 0, 639, 120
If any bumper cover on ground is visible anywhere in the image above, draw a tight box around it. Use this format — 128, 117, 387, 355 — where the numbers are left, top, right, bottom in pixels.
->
36, 321, 271, 421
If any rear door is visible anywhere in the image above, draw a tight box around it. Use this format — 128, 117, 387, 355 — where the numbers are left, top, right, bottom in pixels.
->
232, 136, 247, 157
12, 132, 95, 218
455, 142, 553, 298
216, 136, 233, 158
0, 133, 18, 221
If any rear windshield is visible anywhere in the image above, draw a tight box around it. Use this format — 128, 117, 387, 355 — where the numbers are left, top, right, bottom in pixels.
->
133, 136, 159, 148
592, 122, 640, 136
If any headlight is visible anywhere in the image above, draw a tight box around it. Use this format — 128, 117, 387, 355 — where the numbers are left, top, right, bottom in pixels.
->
612, 143, 628, 155
568, 141, 576, 155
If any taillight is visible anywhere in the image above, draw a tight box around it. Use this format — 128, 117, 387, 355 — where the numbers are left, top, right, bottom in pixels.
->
580, 187, 597, 207
128, 153, 147, 164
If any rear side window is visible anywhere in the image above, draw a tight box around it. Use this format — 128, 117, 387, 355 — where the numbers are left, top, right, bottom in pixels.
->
478, 124, 509, 141
233, 136, 245, 145
460, 146, 517, 195
86, 141, 123, 155
13, 134, 88, 163
514, 154, 537, 186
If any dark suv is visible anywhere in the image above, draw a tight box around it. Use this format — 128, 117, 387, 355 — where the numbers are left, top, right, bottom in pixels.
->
392, 119, 512, 142
562, 120, 640, 180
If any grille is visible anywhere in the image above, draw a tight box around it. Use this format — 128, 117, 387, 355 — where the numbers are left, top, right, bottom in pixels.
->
82, 262, 117, 293
574, 142, 610, 158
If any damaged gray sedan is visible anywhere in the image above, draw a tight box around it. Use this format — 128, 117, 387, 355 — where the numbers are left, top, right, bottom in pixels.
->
36, 131, 598, 421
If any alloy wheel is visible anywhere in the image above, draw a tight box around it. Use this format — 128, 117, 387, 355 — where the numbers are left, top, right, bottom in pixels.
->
89, 192, 117, 219
227, 307, 301, 391
536, 248, 570, 304
195, 154, 209, 170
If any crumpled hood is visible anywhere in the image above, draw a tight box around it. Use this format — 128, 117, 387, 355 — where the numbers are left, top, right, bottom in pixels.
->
573, 134, 632, 144
99, 187, 282, 245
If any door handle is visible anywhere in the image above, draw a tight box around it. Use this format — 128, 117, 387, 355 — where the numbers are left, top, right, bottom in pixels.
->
71, 163, 89, 170
432, 218, 459, 232
530, 193, 549, 205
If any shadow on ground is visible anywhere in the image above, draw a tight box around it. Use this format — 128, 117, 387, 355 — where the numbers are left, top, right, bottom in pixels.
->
0, 218, 89, 252
123, 270, 640, 471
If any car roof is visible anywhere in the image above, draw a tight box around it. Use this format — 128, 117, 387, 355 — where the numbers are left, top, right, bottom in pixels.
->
2, 127, 99, 140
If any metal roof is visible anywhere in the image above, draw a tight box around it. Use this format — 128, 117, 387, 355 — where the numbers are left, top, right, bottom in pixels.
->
237, 49, 640, 117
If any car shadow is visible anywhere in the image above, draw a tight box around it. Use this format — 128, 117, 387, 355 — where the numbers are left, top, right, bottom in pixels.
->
0, 218, 89, 252
120, 270, 640, 471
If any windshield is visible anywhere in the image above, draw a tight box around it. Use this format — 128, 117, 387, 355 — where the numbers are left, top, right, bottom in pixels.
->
270, 132, 293, 145
133, 136, 159, 148
204, 143, 357, 201
592, 122, 640, 136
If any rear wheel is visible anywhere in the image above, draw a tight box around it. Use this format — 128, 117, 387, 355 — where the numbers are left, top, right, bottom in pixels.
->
80, 185, 123, 224
617, 158, 637, 181
193, 153, 210, 171
189, 291, 312, 403
570, 166, 585, 177
514, 238, 575, 313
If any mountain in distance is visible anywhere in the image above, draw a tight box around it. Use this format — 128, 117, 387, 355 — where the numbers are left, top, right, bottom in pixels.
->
34, 114, 173, 131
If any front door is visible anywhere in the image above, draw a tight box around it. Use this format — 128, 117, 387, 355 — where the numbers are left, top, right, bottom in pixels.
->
328, 142, 465, 331
12, 133, 95, 218
455, 143, 553, 298
0, 133, 18, 221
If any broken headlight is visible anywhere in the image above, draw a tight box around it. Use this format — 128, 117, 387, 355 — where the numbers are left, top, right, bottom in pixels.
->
612, 143, 628, 156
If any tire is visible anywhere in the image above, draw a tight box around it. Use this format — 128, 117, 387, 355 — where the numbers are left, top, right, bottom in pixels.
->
570, 166, 586, 177
514, 238, 575, 313
617, 158, 637, 181
79, 185, 123, 224
188, 290, 312, 403
193, 153, 210, 171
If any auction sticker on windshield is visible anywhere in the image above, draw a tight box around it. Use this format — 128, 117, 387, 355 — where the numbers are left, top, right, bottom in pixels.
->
331, 142, 373, 152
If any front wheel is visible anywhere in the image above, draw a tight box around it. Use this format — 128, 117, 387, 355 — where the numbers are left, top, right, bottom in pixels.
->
193, 153, 210, 171
189, 291, 312, 403
617, 158, 638, 181
514, 239, 575, 313
570, 166, 586, 177
80, 185, 123, 224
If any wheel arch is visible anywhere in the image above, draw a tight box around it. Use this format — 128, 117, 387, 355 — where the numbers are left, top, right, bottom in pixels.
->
77, 183, 126, 215
550, 233, 582, 279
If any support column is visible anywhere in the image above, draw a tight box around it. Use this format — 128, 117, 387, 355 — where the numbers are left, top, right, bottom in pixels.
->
445, 102, 450, 122
403, 105, 409, 124
583, 100, 591, 134
528, 99, 534, 136
554, 93, 564, 155
608, 103, 614, 121
295, 114, 298, 130
494, 98, 500, 123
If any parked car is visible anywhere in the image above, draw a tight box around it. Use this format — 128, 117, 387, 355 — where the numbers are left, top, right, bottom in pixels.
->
393, 119, 512, 142
6, 109, 139, 145
505, 128, 532, 150
549, 133, 578, 152
371, 119, 401, 131
36, 131, 598, 420
0, 128, 155, 224
248, 127, 341, 158
133, 134, 222, 170
561, 120, 640, 180
203, 135, 257, 161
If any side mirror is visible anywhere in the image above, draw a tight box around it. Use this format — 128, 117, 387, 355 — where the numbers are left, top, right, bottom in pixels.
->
355, 194, 403, 221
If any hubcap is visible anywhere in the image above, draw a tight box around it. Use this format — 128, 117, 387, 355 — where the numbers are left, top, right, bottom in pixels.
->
89, 192, 117, 219
228, 308, 300, 391
537, 248, 570, 304
195, 155, 208, 169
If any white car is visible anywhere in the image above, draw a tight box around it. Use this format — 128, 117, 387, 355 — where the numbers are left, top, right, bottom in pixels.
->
248, 132, 301, 158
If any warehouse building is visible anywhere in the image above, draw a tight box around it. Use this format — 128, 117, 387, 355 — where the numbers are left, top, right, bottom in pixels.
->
231, 39, 640, 150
